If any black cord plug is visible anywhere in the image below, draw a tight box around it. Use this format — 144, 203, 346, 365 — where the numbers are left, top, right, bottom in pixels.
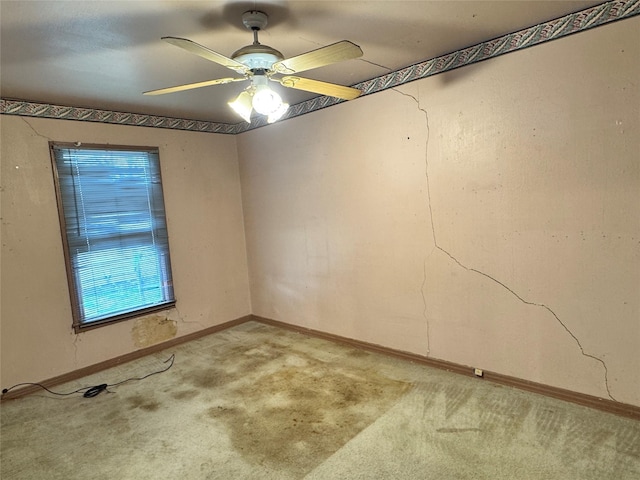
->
83, 384, 108, 398
2, 353, 175, 398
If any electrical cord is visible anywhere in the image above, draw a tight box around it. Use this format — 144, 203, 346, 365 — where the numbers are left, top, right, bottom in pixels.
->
2, 354, 175, 398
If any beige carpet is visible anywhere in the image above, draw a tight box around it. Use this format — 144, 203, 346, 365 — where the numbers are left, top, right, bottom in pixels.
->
1, 321, 639, 479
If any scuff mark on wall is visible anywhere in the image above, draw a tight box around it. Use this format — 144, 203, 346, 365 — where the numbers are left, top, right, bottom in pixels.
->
131, 315, 178, 348
393, 87, 617, 402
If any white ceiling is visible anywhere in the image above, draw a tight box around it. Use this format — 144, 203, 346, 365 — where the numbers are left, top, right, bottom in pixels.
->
1, 1, 604, 124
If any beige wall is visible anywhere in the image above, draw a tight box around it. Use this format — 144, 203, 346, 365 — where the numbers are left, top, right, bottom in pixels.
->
1, 116, 251, 387
1, 18, 638, 408
238, 19, 640, 406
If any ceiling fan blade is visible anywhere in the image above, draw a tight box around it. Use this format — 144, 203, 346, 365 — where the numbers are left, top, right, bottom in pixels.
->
143, 77, 247, 96
278, 76, 361, 100
162, 37, 249, 75
272, 41, 363, 75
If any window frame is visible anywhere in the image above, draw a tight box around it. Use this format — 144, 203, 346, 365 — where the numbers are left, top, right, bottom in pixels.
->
50, 142, 176, 333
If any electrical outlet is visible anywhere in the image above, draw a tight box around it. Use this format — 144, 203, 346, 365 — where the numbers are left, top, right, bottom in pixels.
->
474, 368, 484, 377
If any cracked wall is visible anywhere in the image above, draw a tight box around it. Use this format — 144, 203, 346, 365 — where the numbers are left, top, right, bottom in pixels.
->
1, 117, 251, 388
1, 15, 637, 409
238, 18, 639, 406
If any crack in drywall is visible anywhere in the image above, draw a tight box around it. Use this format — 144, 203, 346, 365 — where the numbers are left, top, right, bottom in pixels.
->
71, 331, 80, 366
172, 304, 206, 329
21, 117, 54, 142
393, 87, 617, 402
360, 58, 393, 71
421, 258, 431, 355
393, 88, 433, 356
437, 248, 616, 401
297, 36, 324, 47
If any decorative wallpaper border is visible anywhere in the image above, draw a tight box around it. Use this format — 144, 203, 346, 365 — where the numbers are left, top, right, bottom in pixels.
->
0, 100, 237, 134
2, 0, 638, 135
238, 0, 640, 133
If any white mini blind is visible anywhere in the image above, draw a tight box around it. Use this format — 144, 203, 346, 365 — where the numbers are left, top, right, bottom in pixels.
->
52, 145, 175, 329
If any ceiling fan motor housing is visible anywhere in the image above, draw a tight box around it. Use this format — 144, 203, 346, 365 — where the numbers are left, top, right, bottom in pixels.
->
232, 44, 284, 71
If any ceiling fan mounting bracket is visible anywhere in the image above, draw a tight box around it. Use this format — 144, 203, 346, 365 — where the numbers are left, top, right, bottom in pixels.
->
242, 11, 269, 31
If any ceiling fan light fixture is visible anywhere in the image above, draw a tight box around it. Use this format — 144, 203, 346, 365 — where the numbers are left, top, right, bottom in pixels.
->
228, 90, 253, 123
252, 84, 284, 115
148, 10, 363, 125
267, 102, 289, 124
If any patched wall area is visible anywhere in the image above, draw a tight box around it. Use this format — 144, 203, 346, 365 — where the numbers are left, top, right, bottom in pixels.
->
132, 316, 178, 348
238, 18, 640, 406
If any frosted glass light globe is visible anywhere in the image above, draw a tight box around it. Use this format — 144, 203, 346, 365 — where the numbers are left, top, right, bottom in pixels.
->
252, 86, 283, 115
267, 102, 289, 123
228, 90, 253, 123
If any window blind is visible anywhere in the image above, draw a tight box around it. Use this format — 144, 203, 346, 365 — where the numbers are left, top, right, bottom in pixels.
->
52, 145, 175, 329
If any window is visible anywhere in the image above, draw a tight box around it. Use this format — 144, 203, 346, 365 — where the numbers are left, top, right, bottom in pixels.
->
51, 144, 175, 332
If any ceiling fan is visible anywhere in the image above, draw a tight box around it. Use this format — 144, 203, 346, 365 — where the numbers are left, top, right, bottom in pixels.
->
144, 10, 363, 124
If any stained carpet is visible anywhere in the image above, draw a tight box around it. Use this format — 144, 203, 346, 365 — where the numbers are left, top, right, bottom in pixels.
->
1, 321, 639, 479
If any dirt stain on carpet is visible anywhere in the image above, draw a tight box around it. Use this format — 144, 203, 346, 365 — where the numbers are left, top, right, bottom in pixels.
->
195, 338, 411, 477
126, 394, 161, 412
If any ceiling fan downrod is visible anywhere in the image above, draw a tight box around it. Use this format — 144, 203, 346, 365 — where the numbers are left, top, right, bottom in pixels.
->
242, 10, 269, 45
